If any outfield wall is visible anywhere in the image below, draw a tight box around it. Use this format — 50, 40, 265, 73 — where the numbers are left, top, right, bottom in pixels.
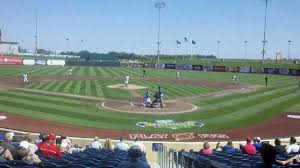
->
144, 63, 300, 76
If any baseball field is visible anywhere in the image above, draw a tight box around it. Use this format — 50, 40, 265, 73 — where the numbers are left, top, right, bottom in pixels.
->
0, 65, 299, 141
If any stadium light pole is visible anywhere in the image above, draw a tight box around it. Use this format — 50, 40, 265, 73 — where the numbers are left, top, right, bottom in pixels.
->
217, 41, 220, 58
262, 0, 269, 63
34, 0, 38, 56
244, 41, 248, 59
288, 40, 292, 60
154, 1, 165, 63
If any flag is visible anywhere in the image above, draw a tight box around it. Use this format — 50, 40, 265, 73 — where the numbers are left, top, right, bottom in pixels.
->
176, 40, 181, 44
184, 37, 188, 42
192, 40, 196, 45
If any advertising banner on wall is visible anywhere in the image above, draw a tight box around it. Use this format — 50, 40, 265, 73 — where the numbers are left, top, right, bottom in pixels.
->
213, 66, 226, 72
239, 67, 251, 73
164, 63, 176, 69
176, 65, 184, 70
155, 63, 165, 69
47, 60, 65, 66
192, 65, 203, 71
35, 59, 47, 66
144, 63, 155, 68
23, 59, 35, 65
183, 64, 193, 70
226, 66, 238, 72
0, 56, 23, 65
203, 65, 213, 71
252, 68, 264, 73
264, 68, 276, 74
289, 69, 300, 76
279, 68, 289, 75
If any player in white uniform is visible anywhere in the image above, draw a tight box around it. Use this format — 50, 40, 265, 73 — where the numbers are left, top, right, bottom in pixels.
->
23, 73, 29, 85
232, 74, 237, 85
176, 71, 180, 79
69, 68, 73, 77
124, 74, 130, 88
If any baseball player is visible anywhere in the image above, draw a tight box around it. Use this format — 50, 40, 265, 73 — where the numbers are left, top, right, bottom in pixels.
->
124, 74, 130, 88
69, 68, 73, 77
176, 71, 180, 79
142, 70, 146, 77
232, 74, 237, 85
158, 85, 164, 108
143, 91, 152, 107
265, 76, 268, 86
23, 73, 29, 85
298, 80, 300, 94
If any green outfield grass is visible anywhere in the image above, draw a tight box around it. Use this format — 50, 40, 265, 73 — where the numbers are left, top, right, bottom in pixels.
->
0, 65, 299, 133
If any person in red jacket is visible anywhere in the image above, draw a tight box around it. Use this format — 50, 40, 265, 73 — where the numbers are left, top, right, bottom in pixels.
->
38, 133, 62, 157
241, 137, 257, 154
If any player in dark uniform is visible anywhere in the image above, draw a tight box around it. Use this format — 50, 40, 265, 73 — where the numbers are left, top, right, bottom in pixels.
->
298, 80, 300, 94
158, 85, 163, 108
142, 70, 146, 77
265, 76, 268, 86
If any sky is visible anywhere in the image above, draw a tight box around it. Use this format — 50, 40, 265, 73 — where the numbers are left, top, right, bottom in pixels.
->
1, 0, 300, 59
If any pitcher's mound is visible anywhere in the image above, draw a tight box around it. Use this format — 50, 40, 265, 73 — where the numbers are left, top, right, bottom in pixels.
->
106, 84, 146, 90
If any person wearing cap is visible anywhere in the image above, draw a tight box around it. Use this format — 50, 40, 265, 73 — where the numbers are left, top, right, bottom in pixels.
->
1, 132, 17, 157
240, 137, 257, 154
132, 138, 146, 154
115, 137, 129, 151
17, 141, 41, 164
38, 133, 62, 157
90, 136, 102, 149
253, 137, 263, 152
0, 136, 13, 161
117, 146, 150, 168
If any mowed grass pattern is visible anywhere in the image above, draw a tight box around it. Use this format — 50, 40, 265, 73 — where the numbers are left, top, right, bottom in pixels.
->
0, 65, 299, 132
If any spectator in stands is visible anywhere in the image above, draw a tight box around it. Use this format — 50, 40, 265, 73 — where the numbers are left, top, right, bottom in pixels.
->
255, 143, 276, 168
117, 146, 150, 168
0, 137, 13, 161
36, 133, 48, 145
286, 137, 299, 154
56, 137, 62, 150
1, 132, 17, 157
115, 137, 129, 151
132, 137, 146, 154
20, 133, 38, 155
60, 135, 72, 153
71, 144, 81, 153
104, 138, 114, 151
17, 141, 41, 164
241, 137, 257, 154
217, 141, 236, 154
274, 138, 286, 155
254, 137, 263, 152
38, 133, 62, 157
276, 154, 300, 166
90, 136, 102, 149
200, 142, 213, 155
